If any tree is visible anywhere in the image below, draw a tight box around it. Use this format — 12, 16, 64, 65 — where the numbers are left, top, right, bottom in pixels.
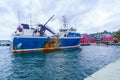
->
103, 30, 108, 34
114, 30, 120, 38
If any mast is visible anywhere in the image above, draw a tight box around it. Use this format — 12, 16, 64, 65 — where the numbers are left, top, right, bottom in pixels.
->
30, 12, 32, 26
63, 16, 67, 28
18, 10, 21, 24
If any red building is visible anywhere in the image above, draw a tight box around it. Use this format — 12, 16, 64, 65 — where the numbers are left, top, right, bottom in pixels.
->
80, 37, 89, 43
89, 39, 96, 43
80, 34, 96, 43
103, 37, 118, 42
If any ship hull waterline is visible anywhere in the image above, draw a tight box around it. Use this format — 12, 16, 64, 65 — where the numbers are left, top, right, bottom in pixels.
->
11, 36, 81, 53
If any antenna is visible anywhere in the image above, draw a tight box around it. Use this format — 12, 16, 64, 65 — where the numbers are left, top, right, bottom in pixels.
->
18, 10, 21, 24
63, 16, 67, 28
30, 12, 32, 26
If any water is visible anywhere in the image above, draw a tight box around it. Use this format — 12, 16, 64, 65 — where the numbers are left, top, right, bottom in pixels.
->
0, 46, 120, 80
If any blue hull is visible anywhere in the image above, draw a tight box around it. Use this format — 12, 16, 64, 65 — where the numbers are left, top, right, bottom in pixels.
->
11, 36, 81, 53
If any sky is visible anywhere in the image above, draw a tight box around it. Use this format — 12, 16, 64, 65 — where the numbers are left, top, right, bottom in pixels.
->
0, 0, 120, 40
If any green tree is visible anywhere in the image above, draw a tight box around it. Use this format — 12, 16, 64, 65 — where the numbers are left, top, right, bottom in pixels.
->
103, 30, 108, 34
114, 30, 120, 38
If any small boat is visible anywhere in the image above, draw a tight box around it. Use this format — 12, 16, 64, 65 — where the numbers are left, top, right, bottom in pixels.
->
10, 15, 81, 53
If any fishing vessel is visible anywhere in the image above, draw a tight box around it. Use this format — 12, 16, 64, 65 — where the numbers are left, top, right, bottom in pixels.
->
10, 15, 81, 53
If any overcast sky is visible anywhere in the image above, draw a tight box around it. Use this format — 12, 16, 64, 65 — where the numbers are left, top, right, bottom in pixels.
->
0, 0, 120, 40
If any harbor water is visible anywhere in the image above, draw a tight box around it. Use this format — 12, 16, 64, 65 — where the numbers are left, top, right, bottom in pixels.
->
0, 46, 120, 80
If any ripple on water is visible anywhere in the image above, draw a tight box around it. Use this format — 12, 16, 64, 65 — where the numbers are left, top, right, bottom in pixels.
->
0, 46, 120, 80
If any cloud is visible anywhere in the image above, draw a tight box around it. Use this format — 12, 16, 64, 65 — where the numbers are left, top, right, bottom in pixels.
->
0, 0, 120, 39
78, 0, 120, 33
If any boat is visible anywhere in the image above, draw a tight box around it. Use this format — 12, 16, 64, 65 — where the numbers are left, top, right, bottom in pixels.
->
10, 15, 81, 53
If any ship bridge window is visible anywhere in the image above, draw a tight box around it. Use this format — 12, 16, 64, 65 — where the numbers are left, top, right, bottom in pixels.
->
69, 27, 76, 32
60, 29, 67, 32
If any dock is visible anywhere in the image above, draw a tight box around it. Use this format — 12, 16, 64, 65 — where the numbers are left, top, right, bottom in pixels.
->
84, 58, 120, 80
